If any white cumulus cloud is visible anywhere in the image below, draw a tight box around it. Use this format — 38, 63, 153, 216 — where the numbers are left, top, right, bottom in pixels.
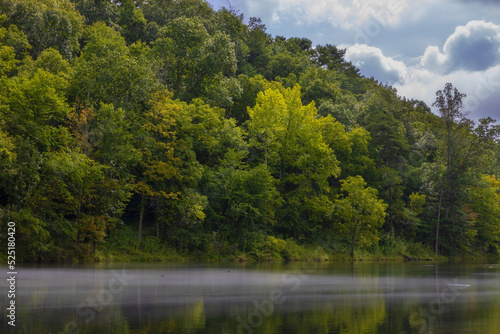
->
396, 64, 500, 120
240, 0, 414, 29
343, 21, 500, 120
344, 44, 408, 84
421, 20, 500, 74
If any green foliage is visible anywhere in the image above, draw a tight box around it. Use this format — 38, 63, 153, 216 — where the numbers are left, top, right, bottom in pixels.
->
0, 42, 16, 76
2, 1, 500, 262
0, 19, 31, 61
247, 84, 343, 239
468, 175, 500, 254
9, 209, 50, 261
152, 16, 239, 105
72, 0, 118, 25
142, 0, 215, 28
244, 232, 329, 262
88, 103, 141, 177
1, 66, 71, 150
299, 66, 340, 106
0, 0, 84, 59
361, 87, 410, 168
423, 83, 500, 255
249, 235, 287, 261
372, 230, 435, 259
264, 36, 309, 80
0, 128, 15, 171
243, 17, 271, 77
202, 153, 281, 243
70, 22, 159, 111
230, 74, 270, 123
248, 84, 340, 178
335, 175, 388, 257
0, 20, 29, 75
409, 192, 426, 216
117, 0, 147, 45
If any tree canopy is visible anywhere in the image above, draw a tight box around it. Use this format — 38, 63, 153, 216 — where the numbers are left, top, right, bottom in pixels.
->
1, 0, 500, 261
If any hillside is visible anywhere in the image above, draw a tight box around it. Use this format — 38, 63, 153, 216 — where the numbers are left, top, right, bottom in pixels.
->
1, 0, 499, 262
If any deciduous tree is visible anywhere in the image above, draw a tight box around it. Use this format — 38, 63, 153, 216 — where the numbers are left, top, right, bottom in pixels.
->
334, 175, 387, 257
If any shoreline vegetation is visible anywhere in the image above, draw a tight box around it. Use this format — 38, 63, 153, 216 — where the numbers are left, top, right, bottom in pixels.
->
97, 227, 448, 263
2, 0, 500, 264
0, 226, 453, 264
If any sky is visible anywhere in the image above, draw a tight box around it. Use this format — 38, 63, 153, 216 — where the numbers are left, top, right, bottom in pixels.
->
206, 0, 500, 121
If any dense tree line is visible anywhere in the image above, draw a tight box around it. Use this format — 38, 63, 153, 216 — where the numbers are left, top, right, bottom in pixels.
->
1, 0, 499, 261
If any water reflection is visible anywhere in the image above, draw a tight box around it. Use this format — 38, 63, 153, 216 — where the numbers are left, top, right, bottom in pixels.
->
1, 262, 500, 333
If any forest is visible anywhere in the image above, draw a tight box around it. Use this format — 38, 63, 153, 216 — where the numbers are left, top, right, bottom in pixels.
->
1, 0, 500, 262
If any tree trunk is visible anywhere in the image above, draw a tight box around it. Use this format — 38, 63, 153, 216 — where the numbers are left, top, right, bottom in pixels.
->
350, 226, 357, 258
138, 191, 145, 240
350, 238, 355, 259
435, 189, 443, 255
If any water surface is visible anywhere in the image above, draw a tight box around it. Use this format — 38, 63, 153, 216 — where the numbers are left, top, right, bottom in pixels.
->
1, 261, 500, 333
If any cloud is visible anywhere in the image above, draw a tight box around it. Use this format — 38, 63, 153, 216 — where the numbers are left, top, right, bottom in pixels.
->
215, 1, 500, 120
240, 0, 413, 29
344, 44, 408, 84
394, 64, 500, 121
421, 20, 500, 74
325, 20, 500, 121
390, 20, 500, 120
457, 0, 500, 5
339, 21, 500, 120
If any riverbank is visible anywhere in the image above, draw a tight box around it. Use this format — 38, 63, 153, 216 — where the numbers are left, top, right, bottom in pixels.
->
0, 236, 449, 264
91, 232, 447, 264
2, 226, 484, 264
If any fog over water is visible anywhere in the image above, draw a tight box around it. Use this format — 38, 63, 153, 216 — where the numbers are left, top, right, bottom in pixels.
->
1, 262, 500, 333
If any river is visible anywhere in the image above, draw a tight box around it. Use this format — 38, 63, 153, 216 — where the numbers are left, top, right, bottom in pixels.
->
1, 261, 500, 333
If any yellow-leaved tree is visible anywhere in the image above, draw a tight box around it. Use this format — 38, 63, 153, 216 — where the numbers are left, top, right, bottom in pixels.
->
247, 84, 342, 238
